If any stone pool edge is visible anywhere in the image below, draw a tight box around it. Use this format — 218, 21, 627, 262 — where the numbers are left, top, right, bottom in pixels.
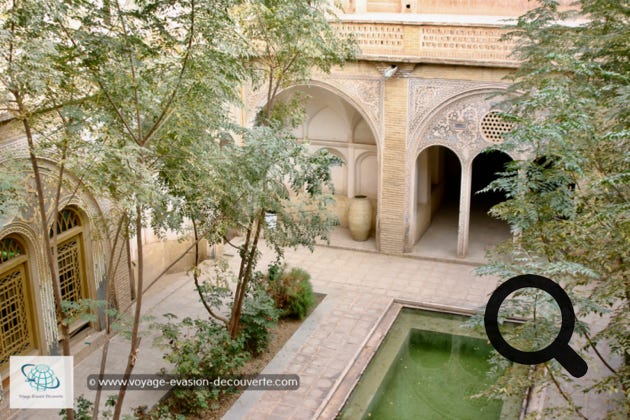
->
315, 300, 530, 419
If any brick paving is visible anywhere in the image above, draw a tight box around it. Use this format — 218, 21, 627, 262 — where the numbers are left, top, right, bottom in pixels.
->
7, 242, 617, 419
223, 244, 498, 419
225, 244, 619, 420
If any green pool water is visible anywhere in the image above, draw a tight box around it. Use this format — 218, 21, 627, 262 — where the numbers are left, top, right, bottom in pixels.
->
340, 308, 522, 420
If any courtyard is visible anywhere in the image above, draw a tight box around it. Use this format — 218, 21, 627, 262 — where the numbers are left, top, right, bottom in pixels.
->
11, 239, 614, 419
1, 0, 627, 419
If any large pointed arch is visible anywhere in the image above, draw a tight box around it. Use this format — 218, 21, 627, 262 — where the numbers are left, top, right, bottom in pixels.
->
252, 82, 382, 247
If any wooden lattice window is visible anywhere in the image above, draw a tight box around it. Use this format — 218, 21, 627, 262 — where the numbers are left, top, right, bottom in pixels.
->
0, 237, 36, 370
57, 237, 85, 306
480, 111, 514, 144
51, 208, 89, 333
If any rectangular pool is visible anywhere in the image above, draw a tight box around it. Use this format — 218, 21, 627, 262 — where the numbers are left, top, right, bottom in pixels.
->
339, 308, 522, 419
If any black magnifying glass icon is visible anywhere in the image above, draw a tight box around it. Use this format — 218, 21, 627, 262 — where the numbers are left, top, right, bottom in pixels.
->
484, 274, 588, 378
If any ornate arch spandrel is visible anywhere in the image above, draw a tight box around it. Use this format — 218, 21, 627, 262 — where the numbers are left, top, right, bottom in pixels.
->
409, 85, 515, 168
243, 77, 383, 151
407, 79, 490, 144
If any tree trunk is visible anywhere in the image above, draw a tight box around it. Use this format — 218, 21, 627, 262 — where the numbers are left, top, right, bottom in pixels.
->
92, 213, 125, 419
113, 205, 144, 418
192, 218, 229, 326
228, 210, 264, 339
15, 91, 74, 420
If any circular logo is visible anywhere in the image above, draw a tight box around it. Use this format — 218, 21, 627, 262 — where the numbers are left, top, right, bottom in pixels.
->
21, 363, 61, 391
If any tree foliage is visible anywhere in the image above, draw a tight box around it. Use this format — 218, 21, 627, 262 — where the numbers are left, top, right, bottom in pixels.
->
180, 0, 354, 339
235, 0, 357, 122
52, 1, 250, 416
2, 0, 247, 417
2, 0, 354, 415
474, 1, 629, 418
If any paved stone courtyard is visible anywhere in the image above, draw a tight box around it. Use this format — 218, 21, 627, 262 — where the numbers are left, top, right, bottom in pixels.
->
226, 244, 616, 420
9, 242, 616, 419
223, 244, 498, 419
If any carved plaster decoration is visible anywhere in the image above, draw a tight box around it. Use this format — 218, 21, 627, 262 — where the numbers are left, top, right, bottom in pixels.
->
412, 85, 511, 164
408, 80, 509, 143
426, 96, 489, 161
408, 79, 486, 140
318, 75, 383, 137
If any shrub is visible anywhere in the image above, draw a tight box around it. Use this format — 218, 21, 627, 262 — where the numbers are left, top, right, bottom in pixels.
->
267, 266, 315, 320
60, 395, 93, 420
154, 316, 248, 414
60, 395, 116, 420
267, 262, 283, 282
239, 287, 280, 356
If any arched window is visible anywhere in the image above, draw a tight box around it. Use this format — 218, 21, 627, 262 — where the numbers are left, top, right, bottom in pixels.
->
52, 208, 82, 236
50, 207, 89, 334
0, 236, 37, 371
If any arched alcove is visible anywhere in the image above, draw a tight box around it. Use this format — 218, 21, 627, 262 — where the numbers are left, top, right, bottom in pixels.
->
322, 147, 348, 196
355, 152, 377, 199
408, 87, 516, 259
275, 85, 380, 245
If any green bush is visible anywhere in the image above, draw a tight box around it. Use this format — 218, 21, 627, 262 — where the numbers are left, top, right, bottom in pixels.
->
267, 266, 315, 320
155, 316, 249, 414
60, 395, 93, 420
239, 287, 280, 356
267, 262, 283, 282
60, 395, 116, 420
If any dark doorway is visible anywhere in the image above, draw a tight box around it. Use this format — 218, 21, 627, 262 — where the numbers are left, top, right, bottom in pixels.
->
443, 147, 462, 205
468, 150, 513, 260
471, 151, 512, 212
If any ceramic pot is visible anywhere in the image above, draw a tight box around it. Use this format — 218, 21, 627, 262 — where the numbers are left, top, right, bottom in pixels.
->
348, 195, 372, 241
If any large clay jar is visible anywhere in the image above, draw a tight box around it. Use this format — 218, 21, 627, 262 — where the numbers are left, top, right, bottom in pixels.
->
348, 195, 372, 241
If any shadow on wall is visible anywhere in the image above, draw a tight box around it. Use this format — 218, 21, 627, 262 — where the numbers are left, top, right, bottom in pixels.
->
133, 237, 211, 293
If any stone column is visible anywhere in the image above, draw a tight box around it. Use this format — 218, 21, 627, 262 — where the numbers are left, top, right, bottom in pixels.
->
457, 160, 472, 257
347, 147, 356, 198
379, 77, 409, 254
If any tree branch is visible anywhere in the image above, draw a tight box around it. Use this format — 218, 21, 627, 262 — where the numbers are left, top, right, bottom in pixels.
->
192, 218, 229, 326
546, 365, 588, 420
142, 0, 196, 145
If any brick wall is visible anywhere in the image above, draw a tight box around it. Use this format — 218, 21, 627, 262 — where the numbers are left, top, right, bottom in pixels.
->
379, 77, 409, 253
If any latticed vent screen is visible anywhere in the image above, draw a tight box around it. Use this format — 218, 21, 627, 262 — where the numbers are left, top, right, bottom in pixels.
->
480, 111, 513, 144
0, 265, 34, 368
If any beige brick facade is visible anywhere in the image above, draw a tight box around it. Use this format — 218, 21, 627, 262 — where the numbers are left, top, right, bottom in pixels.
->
241, 3, 553, 256
380, 77, 409, 253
